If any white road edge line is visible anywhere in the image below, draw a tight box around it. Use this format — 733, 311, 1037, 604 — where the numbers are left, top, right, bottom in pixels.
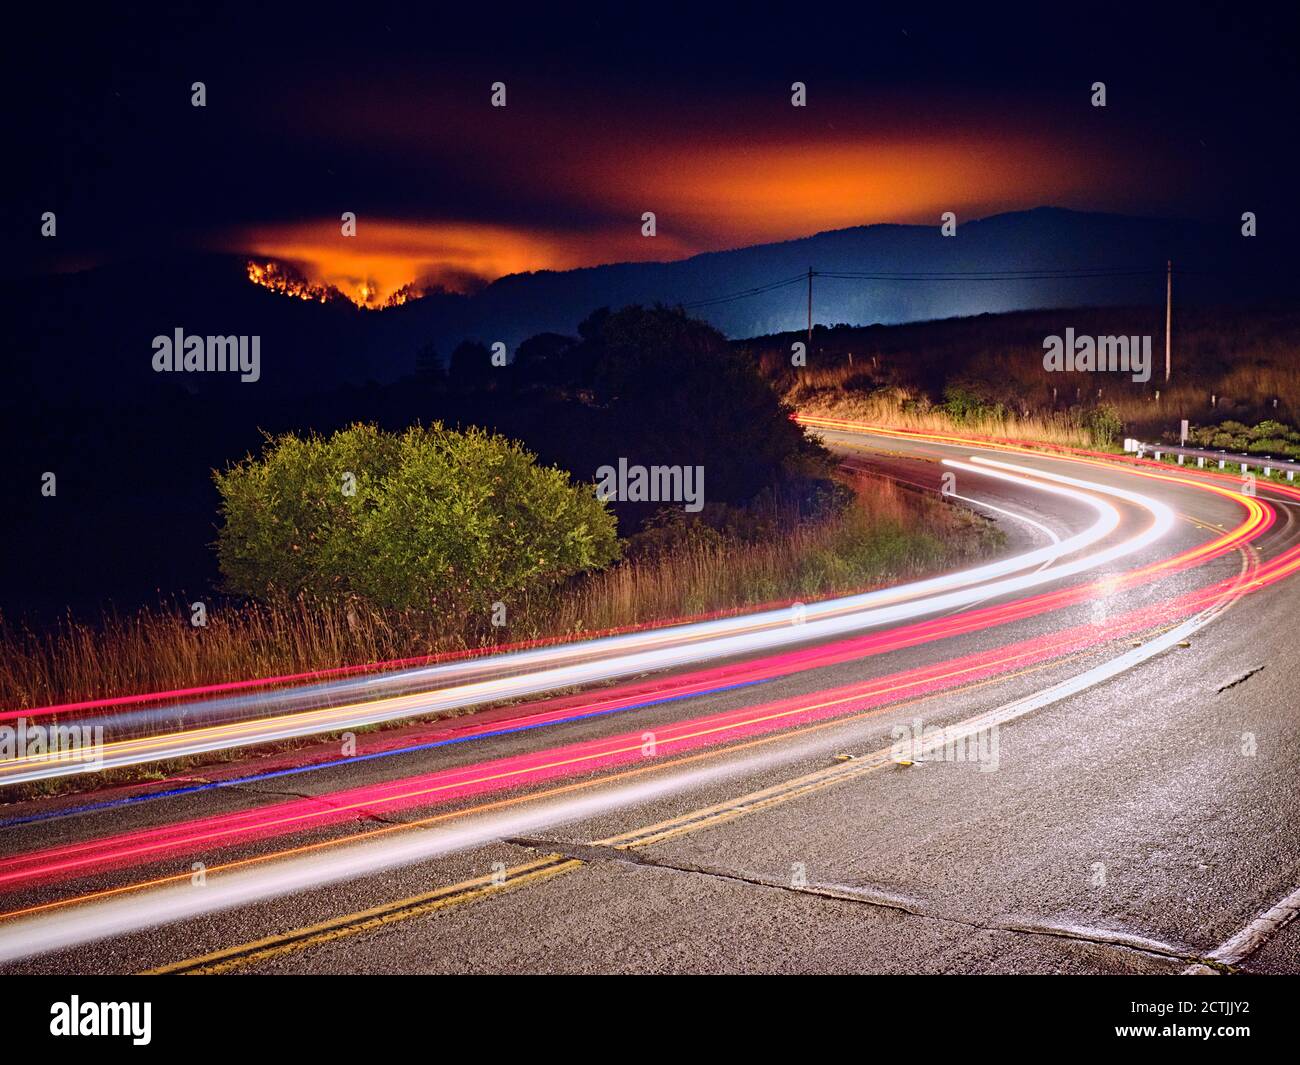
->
940, 492, 1061, 618
1183, 884, 1300, 974
0, 557, 1244, 962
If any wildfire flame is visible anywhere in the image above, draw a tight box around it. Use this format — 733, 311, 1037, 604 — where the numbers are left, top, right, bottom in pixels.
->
246, 261, 337, 303
384, 283, 423, 307
245, 260, 424, 309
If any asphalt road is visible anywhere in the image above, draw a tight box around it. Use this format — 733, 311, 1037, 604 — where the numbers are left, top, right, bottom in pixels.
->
3, 427, 1298, 974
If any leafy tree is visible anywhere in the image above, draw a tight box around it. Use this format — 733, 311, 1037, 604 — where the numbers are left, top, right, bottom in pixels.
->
214, 423, 620, 611
513, 331, 577, 386
449, 340, 494, 388
565, 305, 829, 505
414, 342, 445, 382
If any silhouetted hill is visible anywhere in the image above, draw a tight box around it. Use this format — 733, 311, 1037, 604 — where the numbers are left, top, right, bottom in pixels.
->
445, 207, 1237, 347
2, 254, 471, 406
380, 206, 1281, 368
5, 208, 1283, 403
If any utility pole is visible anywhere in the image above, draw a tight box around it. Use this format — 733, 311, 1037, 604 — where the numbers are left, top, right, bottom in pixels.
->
806, 267, 814, 354
1170, 260, 1180, 384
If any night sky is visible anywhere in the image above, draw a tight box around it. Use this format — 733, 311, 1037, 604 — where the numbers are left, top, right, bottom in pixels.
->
10, 4, 1299, 302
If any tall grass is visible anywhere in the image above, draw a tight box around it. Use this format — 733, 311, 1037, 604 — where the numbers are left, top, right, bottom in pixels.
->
754, 303, 1300, 443
796, 388, 1096, 447
0, 475, 998, 710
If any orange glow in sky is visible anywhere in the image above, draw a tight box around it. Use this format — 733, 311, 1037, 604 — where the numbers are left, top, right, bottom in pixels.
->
232, 133, 1107, 305
612, 136, 1095, 243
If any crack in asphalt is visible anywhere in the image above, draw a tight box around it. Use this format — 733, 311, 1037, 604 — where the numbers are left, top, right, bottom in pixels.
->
1214, 665, 1266, 694
506, 834, 1235, 971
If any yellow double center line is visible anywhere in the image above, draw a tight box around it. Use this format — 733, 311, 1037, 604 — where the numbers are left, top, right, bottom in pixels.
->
143, 614, 1231, 976
143, 740, 917, 975
83, 452, 1242, 973
142, 518, 1261, 976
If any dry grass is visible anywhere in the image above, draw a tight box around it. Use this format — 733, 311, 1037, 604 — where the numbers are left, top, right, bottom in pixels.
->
796, 388, 1096, 447
552, 474, 998, 632
0, 474, 999, 711
754, 303, 1300, 443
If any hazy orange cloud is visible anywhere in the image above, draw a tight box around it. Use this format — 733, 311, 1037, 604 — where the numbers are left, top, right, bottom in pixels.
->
229, 132, 1103, 305
590, 134, 1098, 246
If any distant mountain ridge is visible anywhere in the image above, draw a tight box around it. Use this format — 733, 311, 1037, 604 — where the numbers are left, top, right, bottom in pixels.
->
5, 207, 1279, 402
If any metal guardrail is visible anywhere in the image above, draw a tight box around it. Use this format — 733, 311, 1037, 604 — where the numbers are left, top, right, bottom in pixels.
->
1123, 438, 1300, 479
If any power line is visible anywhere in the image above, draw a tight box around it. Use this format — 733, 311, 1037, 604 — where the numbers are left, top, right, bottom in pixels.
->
677, 259, 1284, 324
681, 274, 806, 309
821, 264, 1162, 276
680, 264, 1172, 309
818, 268, 1162, 280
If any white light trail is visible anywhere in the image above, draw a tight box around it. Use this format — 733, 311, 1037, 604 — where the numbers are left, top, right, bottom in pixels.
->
0, 458, 1178, 785
0, 551, 1232, 965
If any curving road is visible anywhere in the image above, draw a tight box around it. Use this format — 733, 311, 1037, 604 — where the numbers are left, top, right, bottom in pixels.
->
2, 422, 1299, 974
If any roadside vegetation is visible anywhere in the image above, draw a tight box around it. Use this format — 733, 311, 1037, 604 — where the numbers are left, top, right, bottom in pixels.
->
793, 385, 1114, 449
214, 422, 620, 609
1, 306, 1003, 712
1185, 418, 1300, 458
0, 470, 997, 710
755, 304, 1300, 450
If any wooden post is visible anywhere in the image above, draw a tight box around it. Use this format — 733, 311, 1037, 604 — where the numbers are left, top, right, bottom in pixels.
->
806, 268, 813, 354
1170, 260, 1180, 384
